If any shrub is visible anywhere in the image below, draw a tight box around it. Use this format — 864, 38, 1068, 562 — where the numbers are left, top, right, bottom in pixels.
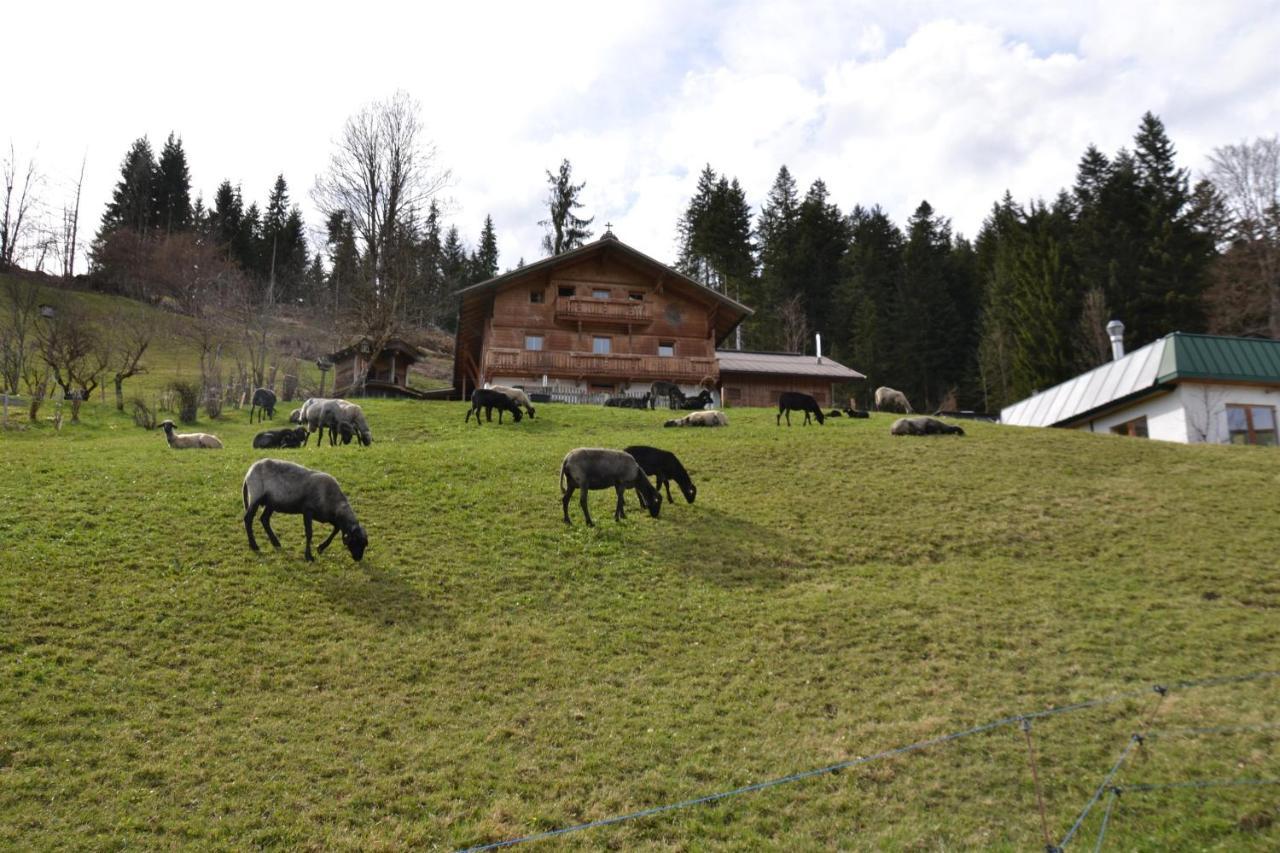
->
130, 397, 156, 430
168, 381, 199, 424
203, 384, 223, 420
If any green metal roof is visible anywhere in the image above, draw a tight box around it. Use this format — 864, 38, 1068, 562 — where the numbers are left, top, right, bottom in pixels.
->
1157, 333, 1280, 384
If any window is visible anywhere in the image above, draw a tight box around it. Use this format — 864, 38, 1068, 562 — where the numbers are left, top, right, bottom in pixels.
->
592, 336, 611, 354
592, 288, 611, 300
529, 290, 545, 304
524, 335, 544, 351
558, 285, 575, 297
1227, 404, 1277, 446
1111, 416, 1149, 438
658, 341, 675, 357
628, 291, 644, 301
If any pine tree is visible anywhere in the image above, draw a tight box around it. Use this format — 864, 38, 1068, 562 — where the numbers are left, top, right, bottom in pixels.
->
210, 181, 244, 255
325, 210, 360, 314
415, 201, 445, 327
99, 137, 157, 235
753, 166, 802, 349
153, 132, 192, 234
539, 159, 593, 255
834, 205, 904, 404
471, 215, 499, 283
676, 166, 755, 318
899, 201, 959, 408
438, 225, 468, 331
789, 179, 848, 345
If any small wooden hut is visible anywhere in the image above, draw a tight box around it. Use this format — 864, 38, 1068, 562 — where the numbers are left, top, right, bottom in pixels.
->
328, 337, 426, 398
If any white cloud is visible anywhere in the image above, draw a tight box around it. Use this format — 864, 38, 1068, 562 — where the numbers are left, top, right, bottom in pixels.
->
5, 0, 1279, 272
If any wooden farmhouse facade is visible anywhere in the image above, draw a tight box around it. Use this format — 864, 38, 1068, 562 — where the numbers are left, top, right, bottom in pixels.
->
452, 232, 863, 406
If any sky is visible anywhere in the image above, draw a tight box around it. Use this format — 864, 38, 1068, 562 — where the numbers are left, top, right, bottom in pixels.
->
6, 0, 1280, 274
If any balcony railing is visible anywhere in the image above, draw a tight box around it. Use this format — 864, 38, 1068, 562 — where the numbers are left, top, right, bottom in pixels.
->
554, 296, 652, 325
484, 348, 717, 382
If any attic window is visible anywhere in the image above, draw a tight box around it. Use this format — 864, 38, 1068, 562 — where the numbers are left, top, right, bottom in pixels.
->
529, 290, 545, 304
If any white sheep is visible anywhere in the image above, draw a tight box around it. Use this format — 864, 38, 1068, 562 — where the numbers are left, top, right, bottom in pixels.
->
335, 401, 372, 445
158, 419, 223, 449
664, 410, 728, 427
488, 385, 536, 419
874, 386, 914, 414
242, 458, 368, 561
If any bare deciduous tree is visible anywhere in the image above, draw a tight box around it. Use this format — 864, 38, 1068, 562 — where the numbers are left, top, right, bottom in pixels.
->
0, 276, 42, 392
1074, 286, 1113, 370
1, 142, 42, 270
37, 304, 107, 423
1206, 136, 1280, 338
107, 310, 152, 411
313, 91, 450, 387
779, 294, 810, 354
61, 155, 86, 278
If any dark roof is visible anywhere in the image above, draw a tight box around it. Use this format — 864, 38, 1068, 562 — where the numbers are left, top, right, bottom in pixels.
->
1001, 332, 1280, 427
716, 350, 864, 380
328, 337, 423, 363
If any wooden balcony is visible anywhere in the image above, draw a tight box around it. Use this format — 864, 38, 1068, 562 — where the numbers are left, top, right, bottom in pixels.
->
484, 348, 717, 382
554, 296, 652, 325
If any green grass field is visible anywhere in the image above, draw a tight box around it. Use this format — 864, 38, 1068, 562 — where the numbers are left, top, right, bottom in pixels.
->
2, 392, 1279, 849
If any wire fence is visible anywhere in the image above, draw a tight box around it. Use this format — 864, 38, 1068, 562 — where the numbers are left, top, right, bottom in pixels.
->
456, 670, 1279, 852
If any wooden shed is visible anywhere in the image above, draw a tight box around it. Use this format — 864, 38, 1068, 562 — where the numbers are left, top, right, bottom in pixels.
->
717, 350, 864, 408
328, 338, 426, 398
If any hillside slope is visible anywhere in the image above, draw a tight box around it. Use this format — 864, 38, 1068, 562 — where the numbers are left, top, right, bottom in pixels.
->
1, 400, 1277, 849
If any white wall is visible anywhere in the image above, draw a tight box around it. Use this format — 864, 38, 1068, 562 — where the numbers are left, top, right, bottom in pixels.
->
1075, 382, 1280, 444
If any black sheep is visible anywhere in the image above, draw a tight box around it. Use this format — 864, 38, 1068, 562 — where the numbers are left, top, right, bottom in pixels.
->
676, 389, 713, 410
890, 416, 965, 436
249, 387, 277, 423
560, 448, 661, 527
252, 426, 310, 449
777, 391, 825, 426
465, 388, 524, 425
623, 445, 697, 504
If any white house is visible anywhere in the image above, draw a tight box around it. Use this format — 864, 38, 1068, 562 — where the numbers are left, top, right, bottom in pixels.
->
1000, 326, 1280, 446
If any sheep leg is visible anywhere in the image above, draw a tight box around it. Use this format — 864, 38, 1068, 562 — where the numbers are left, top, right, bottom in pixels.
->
580, 486, 594, 527
485, 405, 493, 423
615, 484, 627, 520
260, 507, 283, 548
244, 498, 264, 551
317, 526, 340, 553
498, 408, 505, 424
303, 513, 316, 562
562, 482, 575, 524
662, 476, 674, 504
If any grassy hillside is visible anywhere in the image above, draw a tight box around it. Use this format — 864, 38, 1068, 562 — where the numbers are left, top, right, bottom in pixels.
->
1, 398, 1277, 849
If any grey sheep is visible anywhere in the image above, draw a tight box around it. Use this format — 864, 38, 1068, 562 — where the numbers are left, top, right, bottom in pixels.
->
874, 386, 914, 414
488, 385, 536, 418
560, 448, 661, 527
242, 458, 368, 561
158, 419, 223, 449
890, 416, 965, 436
664, 410, 728, 427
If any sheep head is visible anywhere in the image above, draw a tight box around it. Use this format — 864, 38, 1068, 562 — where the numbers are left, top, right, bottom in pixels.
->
158, 420, 175, 433
681, 481, 697, 503
343, 525, 368, 561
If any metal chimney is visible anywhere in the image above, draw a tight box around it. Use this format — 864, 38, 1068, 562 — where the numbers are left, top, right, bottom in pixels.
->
1106, 320, 1125, 361
815, 333, 823, 363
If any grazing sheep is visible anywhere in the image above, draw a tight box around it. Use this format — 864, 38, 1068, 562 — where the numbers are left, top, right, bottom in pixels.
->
242, 459, 368, 562
676, 389, 713, 410
875, 386, 914, 414
334, 401, 372, 446
890, 416, 965, 436
489, 385, 536, 418
252, 426, 310, 449
560, 448, 661, 526
623, 445, 697, 504
649, 381, 685, 410
304, 399, 343, 445
776, 391, 825, 426
664, 410, 728, 427
158, 419, 223, 449
249, 387, 277, 423
465, 388, 523, 425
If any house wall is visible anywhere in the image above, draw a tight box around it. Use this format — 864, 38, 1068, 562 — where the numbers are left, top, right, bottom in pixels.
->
1076, 382, 1280, 444
719, 374, 833, 409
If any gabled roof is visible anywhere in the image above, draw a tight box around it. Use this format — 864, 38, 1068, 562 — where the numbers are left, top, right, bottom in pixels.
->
328, 337, 423, 363
716, 350, 864, 380
1000, 332, 1280, 428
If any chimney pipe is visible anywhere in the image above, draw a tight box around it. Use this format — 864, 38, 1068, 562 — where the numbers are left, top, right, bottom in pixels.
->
815, 332, 823, 363
1106, 319, 1125, 361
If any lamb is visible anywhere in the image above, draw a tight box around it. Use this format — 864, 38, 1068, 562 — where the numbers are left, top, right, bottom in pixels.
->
623, 445, 697, 504
252, 426, 309, 449
776, 391, 825, 426
158, 419, 223, 449
890, 416, 965, 436
560, 448, 661, 526
664, 410, 728, 427
465, 388, 523, 425
488, 385, 536, 418
242, 459, 368, 562
249, 387, 277, 423
875, 386, 914, 413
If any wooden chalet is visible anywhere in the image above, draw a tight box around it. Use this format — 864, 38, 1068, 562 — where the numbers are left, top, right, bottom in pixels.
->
717, 349, 864, 408
329, 337, 426, 398
453, 232, 752, 400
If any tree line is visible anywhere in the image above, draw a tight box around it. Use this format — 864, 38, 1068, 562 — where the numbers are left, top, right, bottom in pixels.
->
674, 113, 1279, 411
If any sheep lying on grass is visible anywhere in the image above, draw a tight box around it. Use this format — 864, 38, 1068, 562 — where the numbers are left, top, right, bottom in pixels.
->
466, 389, 523, 425
158, 419, 223, 449
242, 459, 368, 562
560, 448, 661, 526
875, 386, 914, 413
252, 426, 309, 449
890, 416, 965, 436
624, 445, 697, 504
664, 410, 728, 427
489, 385, 536, 419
